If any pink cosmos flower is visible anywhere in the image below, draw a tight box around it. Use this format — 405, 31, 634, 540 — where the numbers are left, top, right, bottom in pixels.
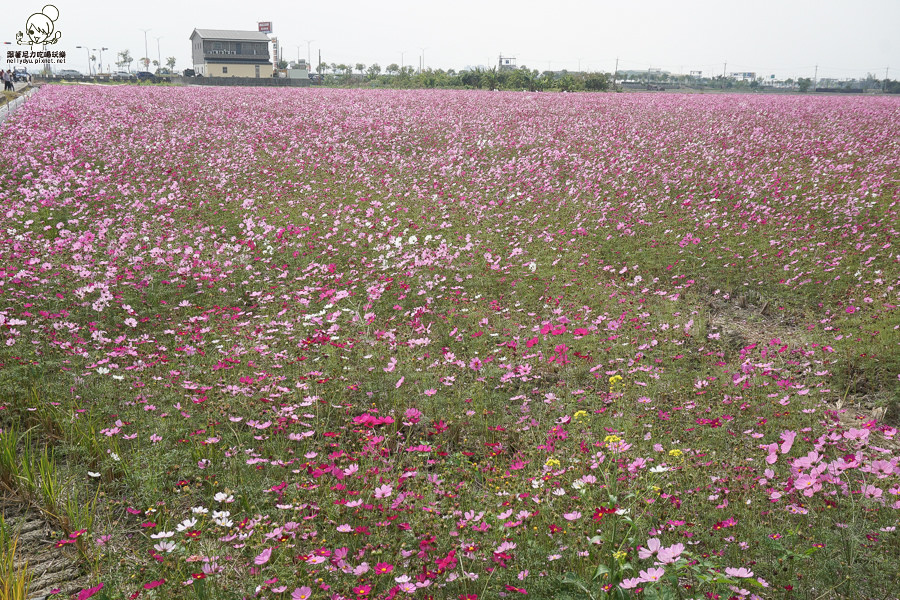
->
656, 543, 684, 564
725, 567, 754, 578
639, 567, 665, 583
620, 577, 642, 590
562, 511, 581, 521
254, 547, 272, 565
374, 484, 393, 499
638, 537, 661, 559
292, 585, 312, 600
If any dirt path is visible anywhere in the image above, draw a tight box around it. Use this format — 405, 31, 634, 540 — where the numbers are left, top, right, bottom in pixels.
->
1, 498, 88, 600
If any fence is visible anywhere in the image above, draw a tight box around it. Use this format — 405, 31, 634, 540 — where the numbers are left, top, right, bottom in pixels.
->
1, 86, 35, 124
169, 76, 312, 88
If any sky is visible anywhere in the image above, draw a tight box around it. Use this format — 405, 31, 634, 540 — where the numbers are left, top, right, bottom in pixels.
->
3, 0, 898, 80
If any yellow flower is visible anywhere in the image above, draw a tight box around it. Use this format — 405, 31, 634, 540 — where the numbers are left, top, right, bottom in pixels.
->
668, 449, 684, 463
545, 457, 561, 467
612, 550, 627, 561
573, 410, 588, 421
604, 435, 621, 444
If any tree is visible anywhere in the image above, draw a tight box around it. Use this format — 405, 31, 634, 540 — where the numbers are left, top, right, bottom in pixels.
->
386, 63, 399, 75
277, 59, 288, 69
583, 72, 609, 91
366, 63, 381, 79
152, 59, 159, 73
355, 62, 365, 77
117, 50, 134, 72
166, 57, 176, 71
797, 77, 812, 93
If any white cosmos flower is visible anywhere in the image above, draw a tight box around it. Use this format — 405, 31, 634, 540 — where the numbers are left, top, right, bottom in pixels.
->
176, 518, 198, 532
150, 530, 174, 539
153, 541, 176, 553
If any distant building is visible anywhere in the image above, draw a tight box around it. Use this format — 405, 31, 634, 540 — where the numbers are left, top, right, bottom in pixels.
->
190, 29, 273, 78
288, 60, 309, 80
729, 71, 756, 81
499, 55, 517, 71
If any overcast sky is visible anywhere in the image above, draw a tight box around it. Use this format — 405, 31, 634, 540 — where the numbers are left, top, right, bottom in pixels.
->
3, 0, 898, 80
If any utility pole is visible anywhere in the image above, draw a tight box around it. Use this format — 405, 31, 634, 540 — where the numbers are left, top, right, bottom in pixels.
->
318, 49, 321, 74
722, 61, 727, 89
613, 57, 618, 88
813, 64, 818, 91
139, 28, 150, 72
155, 36, 162, 74
420, 47, 426, 74
884, 66, 889, 92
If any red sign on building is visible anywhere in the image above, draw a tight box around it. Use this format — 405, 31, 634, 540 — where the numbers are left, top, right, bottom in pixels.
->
258, 22, 272, 33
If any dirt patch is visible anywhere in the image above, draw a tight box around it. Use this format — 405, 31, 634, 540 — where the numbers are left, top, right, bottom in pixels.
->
705, 296, 807, 353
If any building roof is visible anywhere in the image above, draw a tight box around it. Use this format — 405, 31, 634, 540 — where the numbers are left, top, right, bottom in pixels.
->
190, 29, 270, 41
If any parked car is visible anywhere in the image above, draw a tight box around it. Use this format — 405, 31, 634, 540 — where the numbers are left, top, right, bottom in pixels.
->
111, 71, 135, 80
13, 68, 29, 82
135, 71, 155, 81
57, 69, 82, 77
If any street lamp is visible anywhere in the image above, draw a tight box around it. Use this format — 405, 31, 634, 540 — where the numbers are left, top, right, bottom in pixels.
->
93, 47, 108, 75
419, 47, 427, 74
154, 36, 162, 74
139, 28, 150, 72
304, 39, 315, 70
75, 45, 91, 75
400, 51, 405, 72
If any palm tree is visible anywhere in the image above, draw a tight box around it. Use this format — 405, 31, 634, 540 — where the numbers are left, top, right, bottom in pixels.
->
166, 57, 176, 72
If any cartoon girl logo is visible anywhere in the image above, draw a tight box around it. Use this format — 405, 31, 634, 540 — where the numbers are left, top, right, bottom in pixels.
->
16, 5, 62, 45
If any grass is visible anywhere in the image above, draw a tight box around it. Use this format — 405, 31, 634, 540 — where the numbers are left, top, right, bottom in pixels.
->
0, 86, 898, 599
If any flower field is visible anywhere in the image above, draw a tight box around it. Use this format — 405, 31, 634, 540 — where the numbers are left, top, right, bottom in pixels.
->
1, 86, 899, 600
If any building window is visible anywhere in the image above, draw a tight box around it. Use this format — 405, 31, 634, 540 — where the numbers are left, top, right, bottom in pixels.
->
222, 66, 228, 74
